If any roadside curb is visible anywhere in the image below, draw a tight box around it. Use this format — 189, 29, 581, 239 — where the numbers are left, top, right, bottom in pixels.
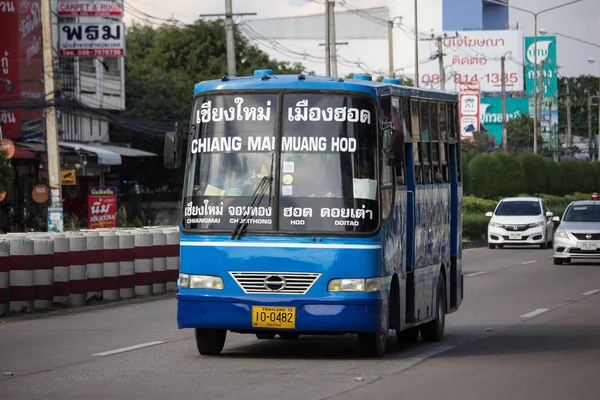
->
462, 240, 488, 249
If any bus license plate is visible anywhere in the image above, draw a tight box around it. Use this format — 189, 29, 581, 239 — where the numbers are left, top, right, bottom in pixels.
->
252, 306, 296, 329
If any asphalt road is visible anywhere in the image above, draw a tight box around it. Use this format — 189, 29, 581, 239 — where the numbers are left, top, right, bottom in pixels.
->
1, 246, 600, 400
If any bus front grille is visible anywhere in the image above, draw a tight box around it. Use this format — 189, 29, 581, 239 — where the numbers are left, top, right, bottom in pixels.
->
229, 272, 321, 295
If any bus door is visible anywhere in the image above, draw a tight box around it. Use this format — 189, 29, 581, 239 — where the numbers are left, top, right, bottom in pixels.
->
448, 102, 463, 311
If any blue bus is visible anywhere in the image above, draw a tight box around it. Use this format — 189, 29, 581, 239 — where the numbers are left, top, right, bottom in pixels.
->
164, 69, 464, 357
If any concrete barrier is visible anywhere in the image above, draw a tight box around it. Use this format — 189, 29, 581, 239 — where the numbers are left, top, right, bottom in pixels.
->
52, 235, 70, 306
164, 229, 180, 291
86, 235, 104, 301
8, 237, 34, 313
0, 240, 9, 316
151, 230, 167, 295
68, 235, 87, 307
134, 231, 153, 296
33, 238, 54, 310
117, 232, 135, 299
101, 233, 120, 301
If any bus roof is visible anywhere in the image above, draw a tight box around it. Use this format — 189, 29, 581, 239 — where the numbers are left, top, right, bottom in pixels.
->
193, 69, 458, 103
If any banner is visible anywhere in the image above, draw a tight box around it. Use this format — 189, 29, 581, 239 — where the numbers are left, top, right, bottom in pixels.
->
88, 187, 117, 229
418, 30, 525, 93
524, 36, 558, 97
480, 98, 529, 146
59, 22, 125, 57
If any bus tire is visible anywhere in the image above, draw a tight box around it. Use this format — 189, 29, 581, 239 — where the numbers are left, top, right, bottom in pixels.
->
357, 331, 386, 357
420, 277, 446, 342
195, 328, 226, 356
396, 326, 419, 342
256, 332, 276, 340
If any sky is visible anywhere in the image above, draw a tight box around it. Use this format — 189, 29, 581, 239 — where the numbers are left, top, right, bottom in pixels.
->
122, 0, 600, 79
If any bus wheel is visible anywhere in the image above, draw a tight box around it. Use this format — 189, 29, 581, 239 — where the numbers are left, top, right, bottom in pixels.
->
396, 326, 419, 342
279, 332, 300, 340
195, 328, 226, 356
420, 278, 446, 342
357, 331, 386, 357
256, 332, 276, 340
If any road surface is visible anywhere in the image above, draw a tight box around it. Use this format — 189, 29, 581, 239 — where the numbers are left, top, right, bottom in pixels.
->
1, 246, 599, 400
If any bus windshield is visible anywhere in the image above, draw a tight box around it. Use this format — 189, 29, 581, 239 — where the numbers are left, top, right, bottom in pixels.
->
182, 92, 378, 235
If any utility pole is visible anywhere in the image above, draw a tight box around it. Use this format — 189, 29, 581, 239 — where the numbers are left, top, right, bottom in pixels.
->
41, 0, 63, 231
325, 1, 331, 76
588, 92, 593, 159
437, 37, 445, 90
388, 20, 394, 78
566, 79, 572, 148
414, 0, 419, 87
328, 1, 338, 78
501, 55, 507, 150
534, 58, 545, 154
199, 1, 257, 77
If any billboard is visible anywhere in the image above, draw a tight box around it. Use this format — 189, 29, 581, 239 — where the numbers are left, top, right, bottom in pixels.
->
524, 36, 558, 96
88, 187, 118, 229
418, 30, 524, 93
480, 97, 530, 146
59, 22, 125, 57
58, 0, 124, 17
0, 0, 44, 140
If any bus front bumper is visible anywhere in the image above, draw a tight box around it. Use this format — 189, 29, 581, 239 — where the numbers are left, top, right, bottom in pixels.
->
177, 294, 383, 333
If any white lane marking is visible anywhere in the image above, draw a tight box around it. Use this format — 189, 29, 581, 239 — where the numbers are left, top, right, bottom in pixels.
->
92, 341, 165, 356
521, 260, 538, 265
520, 308, 549, 318
465, 271, 488, 277
180, 241, 381, 250
409, 345, 455, 361
582, 289, 600, 296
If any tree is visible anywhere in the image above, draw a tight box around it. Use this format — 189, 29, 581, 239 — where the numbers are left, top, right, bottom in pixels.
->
506, 112, 536, 153
111, 20, 306, 192
558, 75, 600, 139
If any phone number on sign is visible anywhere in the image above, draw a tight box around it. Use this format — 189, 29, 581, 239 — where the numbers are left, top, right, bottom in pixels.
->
60, 49, 124, 57
421, 73, 519, 85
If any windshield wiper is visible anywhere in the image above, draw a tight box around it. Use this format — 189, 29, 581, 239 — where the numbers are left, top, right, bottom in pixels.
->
230, 175, 273, 240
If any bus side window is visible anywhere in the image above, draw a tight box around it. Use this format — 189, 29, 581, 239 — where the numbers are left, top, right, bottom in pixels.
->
379, 97, 394, 220
392, 97, 405, 185
410, 100, 423, 184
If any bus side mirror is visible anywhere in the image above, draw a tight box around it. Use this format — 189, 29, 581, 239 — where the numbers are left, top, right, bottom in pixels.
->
164, 131, 181, 169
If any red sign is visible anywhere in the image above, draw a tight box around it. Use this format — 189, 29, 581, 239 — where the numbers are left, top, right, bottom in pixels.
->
88, 187, 118, 229
0, 0, 44, 140
58, 0, 123, 17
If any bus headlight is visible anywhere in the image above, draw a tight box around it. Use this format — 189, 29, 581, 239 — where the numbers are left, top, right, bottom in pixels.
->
328, 278, 380, 292
179, 273, 224, 290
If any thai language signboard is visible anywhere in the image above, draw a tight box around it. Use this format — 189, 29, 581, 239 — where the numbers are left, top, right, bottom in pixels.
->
88, 187, 117, 229
58, 22, 124, 57
524, 36, 558, 96
459, 84, 480, 140
58, 0, 123, 17
0, 0, 44, 139
480, 97, 529, 146
418, 30, 524, 93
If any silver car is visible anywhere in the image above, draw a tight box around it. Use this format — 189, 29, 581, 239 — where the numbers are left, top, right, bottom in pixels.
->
553, 200, 600, 265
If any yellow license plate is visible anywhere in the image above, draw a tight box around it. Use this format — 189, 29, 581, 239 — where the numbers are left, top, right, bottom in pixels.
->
252, 306, 296, 329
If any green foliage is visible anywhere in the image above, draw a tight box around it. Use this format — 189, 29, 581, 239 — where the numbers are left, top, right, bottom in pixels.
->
493, 152, 524, 196
467, 154, 492, 198
517, 153, 548, 194
506, 112, 535, 152
559, 160, 583, 195
463, 214, 489, 241
544, 159, 566, 197
463, 195, 498, 215
558, 76, 600, 138
483, 155, 506, 198
0, 149, 15, 195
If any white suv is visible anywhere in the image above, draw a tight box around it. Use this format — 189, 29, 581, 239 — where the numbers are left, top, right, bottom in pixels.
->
485, 197, 554, 249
